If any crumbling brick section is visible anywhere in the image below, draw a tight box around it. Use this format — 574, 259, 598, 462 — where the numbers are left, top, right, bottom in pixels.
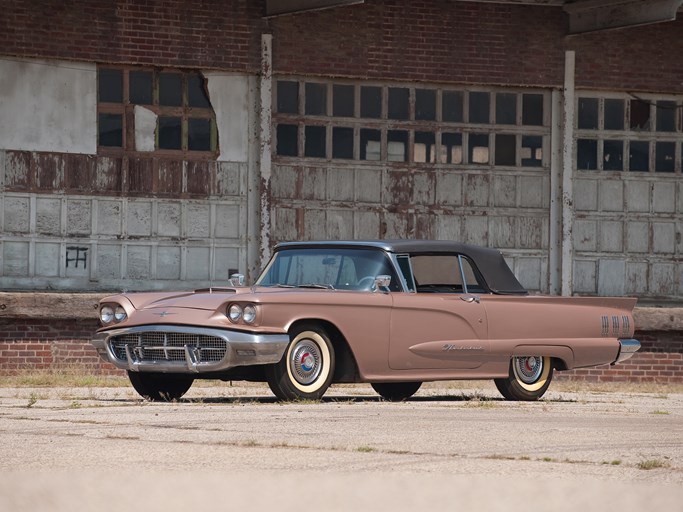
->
0, 319, 121, 375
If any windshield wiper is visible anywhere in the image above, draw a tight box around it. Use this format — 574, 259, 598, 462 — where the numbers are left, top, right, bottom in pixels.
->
297, 283, 335, 290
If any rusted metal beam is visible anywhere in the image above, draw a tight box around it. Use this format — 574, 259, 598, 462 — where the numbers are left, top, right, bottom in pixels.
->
561, 51, 575, 296
564, 0, 683, 34
265, 0, 363, 17
259, 34, 273, 272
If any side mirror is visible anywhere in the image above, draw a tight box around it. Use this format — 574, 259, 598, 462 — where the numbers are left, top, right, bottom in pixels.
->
229, 273, 245, 287
373, 275, 391, 293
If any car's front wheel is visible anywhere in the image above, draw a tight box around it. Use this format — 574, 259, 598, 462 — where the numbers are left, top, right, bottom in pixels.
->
494, 356, 553, 401
266, 324, 335, 401
127, 371, 194, 401
371, 382, 422, 401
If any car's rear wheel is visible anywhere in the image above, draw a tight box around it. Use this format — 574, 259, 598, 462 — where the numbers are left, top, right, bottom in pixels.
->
266, 324, 335, 401
371, 382, 422, 401
127, 371, 194, 401
494, 356, 553, 401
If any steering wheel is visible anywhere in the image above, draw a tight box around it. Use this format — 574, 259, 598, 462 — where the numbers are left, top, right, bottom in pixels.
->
356, 276, 376, 290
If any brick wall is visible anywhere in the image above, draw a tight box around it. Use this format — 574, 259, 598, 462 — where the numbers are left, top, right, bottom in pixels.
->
2, 1, 683, 92
1, 318, 681, 383
0, 0, 263, 71
0, 318, 120, 374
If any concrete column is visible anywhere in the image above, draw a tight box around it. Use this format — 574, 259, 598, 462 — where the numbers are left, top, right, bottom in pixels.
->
258, 34, 273, 273
561, 51, 576, 296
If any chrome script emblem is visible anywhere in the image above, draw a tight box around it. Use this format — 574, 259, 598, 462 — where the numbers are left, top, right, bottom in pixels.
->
153, 311, 175, 317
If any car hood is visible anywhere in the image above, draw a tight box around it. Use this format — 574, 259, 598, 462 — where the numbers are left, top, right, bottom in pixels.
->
115, 286, 331, 311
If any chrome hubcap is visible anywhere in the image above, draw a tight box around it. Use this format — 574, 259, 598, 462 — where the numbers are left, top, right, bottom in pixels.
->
513, 356, 543, 384
290, 340, 322, 385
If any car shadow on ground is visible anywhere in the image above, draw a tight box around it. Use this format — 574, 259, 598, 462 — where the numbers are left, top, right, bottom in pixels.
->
170, 394, 577, 404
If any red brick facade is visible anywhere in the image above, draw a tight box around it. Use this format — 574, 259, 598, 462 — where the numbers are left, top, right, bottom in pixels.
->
3, 1, 683, 92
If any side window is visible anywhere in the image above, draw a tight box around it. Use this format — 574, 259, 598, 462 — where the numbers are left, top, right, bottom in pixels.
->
460, 256, 487, 293
410, 255, 464, 293
396, 254, 416, 292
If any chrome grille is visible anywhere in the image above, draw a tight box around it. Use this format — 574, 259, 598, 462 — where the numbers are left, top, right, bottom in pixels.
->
110, 332, 227, 364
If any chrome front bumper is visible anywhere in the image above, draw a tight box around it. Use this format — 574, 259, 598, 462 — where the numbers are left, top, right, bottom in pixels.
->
91, 324, 290, 373
612, 338, 641, 365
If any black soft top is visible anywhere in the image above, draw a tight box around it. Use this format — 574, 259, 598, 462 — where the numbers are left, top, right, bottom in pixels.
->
275, 240, 528, 295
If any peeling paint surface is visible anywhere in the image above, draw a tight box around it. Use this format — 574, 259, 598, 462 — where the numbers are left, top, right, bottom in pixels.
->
0, 58, 96, 154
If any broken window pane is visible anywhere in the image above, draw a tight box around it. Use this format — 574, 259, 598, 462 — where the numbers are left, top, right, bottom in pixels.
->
469, 133, 489, 164
387, 130, 408, 161
159, 73, 182, 107
414, 132, 435, 163
577, 138, 598, 170
361, 86, 382, 118
130, 71, 152, 105
305, 83, 327, 116
656, 101, 676, 132
603, 140, 623, 171
277, 81, 299, 114
98, 113, 123, 147
629, 141, 649, 172
629, 99, 651, 131
495, 134, 516, 166
522, 94, 543, 126
276, 124, 298, 156
415, 89, 436, 121
469, 92, 490, 124
360, 128, 381, 160
496, 93, 516, 125
333, 84, 354, 117
521, 135, 542, 167
99, 69, 122, 103
332, 127, 353, 159
655, 141, 675, 172
188, 73, 211, 108
441, 132, 463, 164
188, 118, 211, 151
578, 98, 598, 129
442, 91, 463, 122
388, 87, 409, 120
604, 99, 624, 130
304, 125, 326, 158
158, 116, 182, 149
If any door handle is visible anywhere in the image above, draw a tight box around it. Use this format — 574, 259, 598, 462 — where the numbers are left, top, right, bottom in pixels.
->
460, 295, 480, 303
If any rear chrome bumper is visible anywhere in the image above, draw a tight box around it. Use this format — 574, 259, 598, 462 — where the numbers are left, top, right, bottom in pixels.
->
612, 338, 641, 365
91, 324, 289, 374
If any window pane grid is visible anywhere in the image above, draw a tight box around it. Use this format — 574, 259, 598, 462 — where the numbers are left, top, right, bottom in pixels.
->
97, 66, 216, 155
577, 93, 683, 173
274, 78, 549, 168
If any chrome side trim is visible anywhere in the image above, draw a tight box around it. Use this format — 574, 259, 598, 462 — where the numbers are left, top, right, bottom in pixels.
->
91, 324, 290, 374
612, 338, 641, 365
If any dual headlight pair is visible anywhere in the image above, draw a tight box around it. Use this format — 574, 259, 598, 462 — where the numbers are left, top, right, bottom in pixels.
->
99, 304, 127, 325
228, 303, 257, 324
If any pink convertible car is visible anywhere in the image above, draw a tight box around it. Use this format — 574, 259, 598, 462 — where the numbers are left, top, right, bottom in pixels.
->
91, 240, 640, 401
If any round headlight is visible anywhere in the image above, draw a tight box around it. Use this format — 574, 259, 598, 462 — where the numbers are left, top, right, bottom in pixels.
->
243, 304, 257, 324
100, 305, 114, 324
228, 304, 243, 322
114, 305, 127, 323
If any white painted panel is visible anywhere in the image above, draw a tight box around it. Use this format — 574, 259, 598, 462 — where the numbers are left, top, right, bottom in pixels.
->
205, 73, 249, 162
134, 106, 157, 152
0, 57, 96, 154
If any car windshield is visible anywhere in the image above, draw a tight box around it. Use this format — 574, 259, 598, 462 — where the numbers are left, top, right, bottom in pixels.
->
256, 247, 401, 291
